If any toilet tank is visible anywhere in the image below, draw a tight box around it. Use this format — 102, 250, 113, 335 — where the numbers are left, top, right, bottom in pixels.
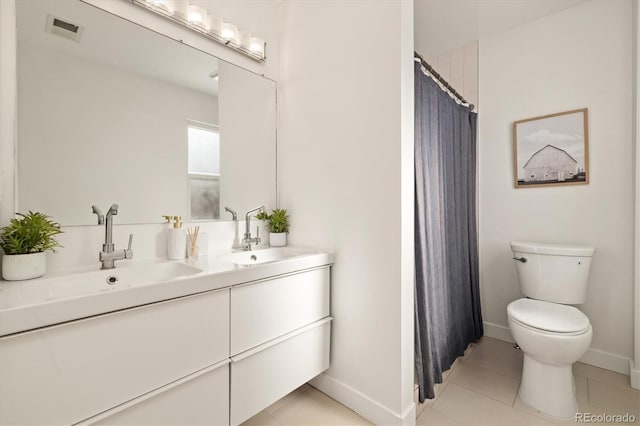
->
510, 242, 595, 304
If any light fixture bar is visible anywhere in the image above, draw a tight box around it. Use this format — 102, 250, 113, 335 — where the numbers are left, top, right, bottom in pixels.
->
131, 0, 266, 62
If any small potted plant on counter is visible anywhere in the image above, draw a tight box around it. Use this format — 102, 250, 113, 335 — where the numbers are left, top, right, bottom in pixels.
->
267, 208, 289, 247
0, 211, 63, 281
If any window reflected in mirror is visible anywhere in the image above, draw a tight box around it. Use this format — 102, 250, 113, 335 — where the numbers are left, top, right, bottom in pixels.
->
188, 123, 220, 219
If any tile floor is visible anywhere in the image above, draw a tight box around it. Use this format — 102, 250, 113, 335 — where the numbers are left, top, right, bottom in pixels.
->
242, 337, 639, 425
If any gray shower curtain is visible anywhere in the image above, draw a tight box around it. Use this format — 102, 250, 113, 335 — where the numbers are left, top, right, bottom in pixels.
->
414, 60, 483, 402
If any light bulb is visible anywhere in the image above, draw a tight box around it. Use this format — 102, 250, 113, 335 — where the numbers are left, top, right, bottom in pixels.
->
249, 37, 265, 58
237, 30, 251, 50
171, 0, 188, 20
148, 0, 172, 13
187, 5, 207, 29
221, 22, 238, 43
207, 13, 222, 36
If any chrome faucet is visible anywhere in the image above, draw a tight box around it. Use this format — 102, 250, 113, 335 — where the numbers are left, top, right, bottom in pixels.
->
97, 204, 133, 269
225, 206, 238, 221
243, 205, 264, 251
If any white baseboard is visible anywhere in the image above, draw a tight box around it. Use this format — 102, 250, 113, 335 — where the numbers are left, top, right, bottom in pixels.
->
483, 321, 514, 343
482, 321, 631, 376
310, 373, 416, 426
629, 360, 640, 390
580, 347, 630, 375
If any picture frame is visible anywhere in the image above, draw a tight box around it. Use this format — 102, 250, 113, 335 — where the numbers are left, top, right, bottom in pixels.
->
513, 108, 589, 188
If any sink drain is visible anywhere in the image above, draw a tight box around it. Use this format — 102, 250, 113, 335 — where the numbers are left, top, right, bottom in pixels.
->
250, 255, 257, 262
106, 275, 119, 285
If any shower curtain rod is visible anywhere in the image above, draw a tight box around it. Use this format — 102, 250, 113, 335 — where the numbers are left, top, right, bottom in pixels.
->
414, 52, 475, 112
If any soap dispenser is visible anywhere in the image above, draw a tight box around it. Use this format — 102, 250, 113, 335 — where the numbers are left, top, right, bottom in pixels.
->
164, 215, 186, 260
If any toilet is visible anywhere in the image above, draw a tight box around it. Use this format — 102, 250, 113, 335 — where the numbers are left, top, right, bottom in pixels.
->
507, 241, 595, 419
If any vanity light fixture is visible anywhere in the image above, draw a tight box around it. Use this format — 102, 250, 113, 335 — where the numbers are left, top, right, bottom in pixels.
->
133, 0, 266, 62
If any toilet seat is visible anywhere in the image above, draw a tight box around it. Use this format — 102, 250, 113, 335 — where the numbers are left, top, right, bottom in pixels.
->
507, 298, 590, 334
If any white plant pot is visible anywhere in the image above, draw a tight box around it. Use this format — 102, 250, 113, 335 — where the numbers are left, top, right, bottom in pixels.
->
2, 252, 46, 281
269, 232, 287, 247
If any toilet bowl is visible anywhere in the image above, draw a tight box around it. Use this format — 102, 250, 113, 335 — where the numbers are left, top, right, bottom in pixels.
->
508, 298, 592, 419
508, 242, 595, 420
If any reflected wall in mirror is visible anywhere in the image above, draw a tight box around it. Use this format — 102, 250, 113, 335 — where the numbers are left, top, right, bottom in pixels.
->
16, 0, 276, 226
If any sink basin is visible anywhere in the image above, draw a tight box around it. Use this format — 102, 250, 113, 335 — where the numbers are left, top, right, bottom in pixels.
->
220, 247, 311, 266
0, 262, 203, 309
111, 262, 202, 285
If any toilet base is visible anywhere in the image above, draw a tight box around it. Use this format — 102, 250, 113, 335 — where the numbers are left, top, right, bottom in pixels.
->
519, 354, 578, 419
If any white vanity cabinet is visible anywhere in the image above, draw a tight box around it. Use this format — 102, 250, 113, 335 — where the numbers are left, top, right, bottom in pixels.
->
86, 360, 230, 426
230, 267, 331, 425
0, 262, 332, 426
0, 288, 230, 426
230, 267, 330, 354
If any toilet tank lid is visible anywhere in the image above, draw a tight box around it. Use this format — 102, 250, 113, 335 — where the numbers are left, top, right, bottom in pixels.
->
510, 241, 595, 257
508, 298, 590, 333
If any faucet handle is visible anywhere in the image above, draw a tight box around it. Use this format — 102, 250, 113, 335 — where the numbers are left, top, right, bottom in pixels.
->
224, 207, 238, 221
92, 205, 104, 225
125, 234, 134, 259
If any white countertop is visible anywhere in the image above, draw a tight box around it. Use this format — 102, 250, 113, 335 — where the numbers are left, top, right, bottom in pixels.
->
0, 247, 334, 337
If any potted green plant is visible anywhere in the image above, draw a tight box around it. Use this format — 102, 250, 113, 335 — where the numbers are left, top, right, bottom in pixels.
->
266, 208, 289, 247
0, 211, 63, 281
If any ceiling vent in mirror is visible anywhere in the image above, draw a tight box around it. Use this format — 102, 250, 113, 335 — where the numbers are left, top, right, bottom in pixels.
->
45, 14, 84, 42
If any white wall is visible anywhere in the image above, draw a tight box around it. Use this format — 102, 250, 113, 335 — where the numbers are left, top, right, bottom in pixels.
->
278, 1, 415, 425
414, 0, 589, 58
479, 0, 634, 374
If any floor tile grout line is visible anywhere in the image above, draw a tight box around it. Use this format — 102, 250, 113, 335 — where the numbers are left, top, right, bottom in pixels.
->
583, 374, 640, 394
266, 385, 311, 415
512, 396, 565, 425
430, 382, 557, 426
454, 356, 523, 380
447, 365, 522, 407
446, 381, 521, 409
574, 363, 638, 392
512, 383, 521, 408
424, 405, 463, 425
430, 380, 450, 406
270, 411, 285, 426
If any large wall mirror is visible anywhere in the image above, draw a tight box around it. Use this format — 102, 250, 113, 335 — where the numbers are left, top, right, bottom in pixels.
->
16, 0, 276, 226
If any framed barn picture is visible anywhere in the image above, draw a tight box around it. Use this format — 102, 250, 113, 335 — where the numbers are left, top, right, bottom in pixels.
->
513, 108, 589, 188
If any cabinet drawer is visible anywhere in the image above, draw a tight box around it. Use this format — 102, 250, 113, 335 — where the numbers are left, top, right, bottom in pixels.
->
0, 288, 229, 426
230, 267, 330, 355
85, 360, 230, 426
230, 317, 331, 425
